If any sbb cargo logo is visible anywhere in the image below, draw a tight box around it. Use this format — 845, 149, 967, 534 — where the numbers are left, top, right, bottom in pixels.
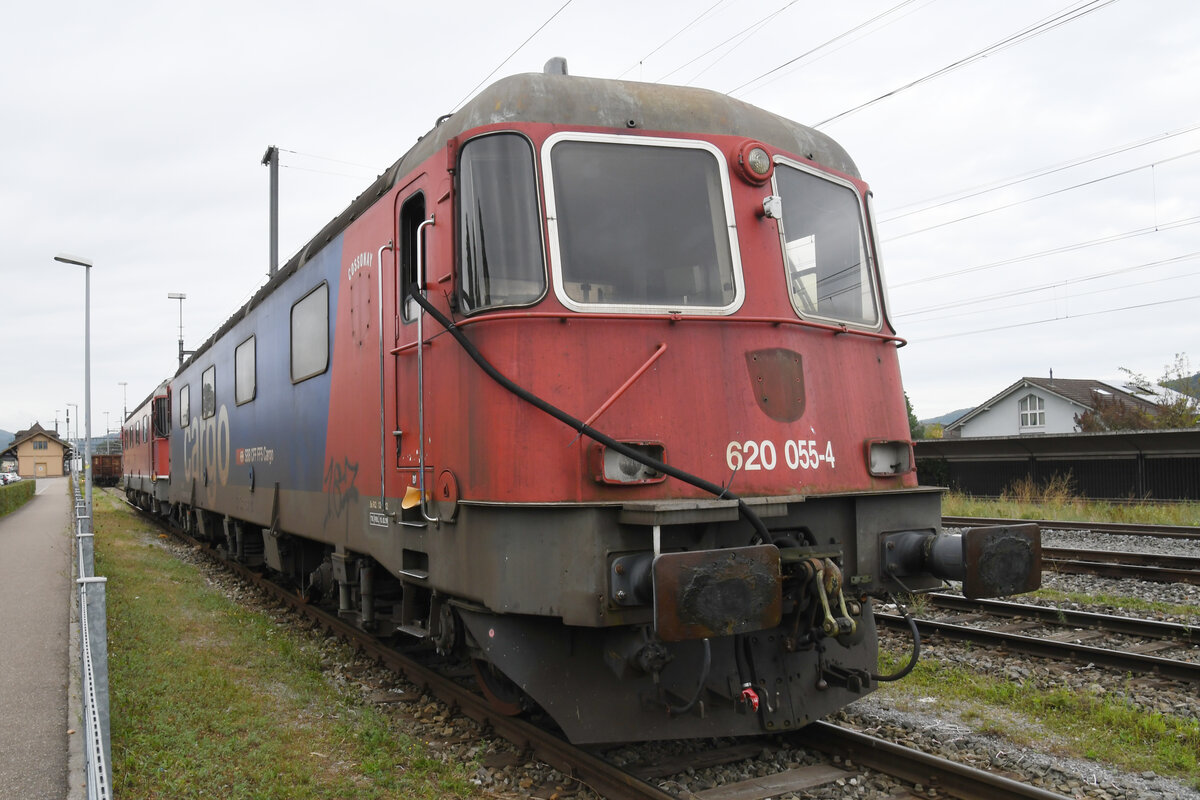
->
237, 446, 275, 465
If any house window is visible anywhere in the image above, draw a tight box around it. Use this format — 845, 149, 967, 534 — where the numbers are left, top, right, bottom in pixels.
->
1019, 394, 1045, 428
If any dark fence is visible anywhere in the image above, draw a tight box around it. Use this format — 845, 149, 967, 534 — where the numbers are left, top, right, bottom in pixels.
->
914, 429, 1200, 501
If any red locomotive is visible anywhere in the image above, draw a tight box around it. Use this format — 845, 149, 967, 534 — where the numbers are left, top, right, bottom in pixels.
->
126, 63, 1039, 743
121, 381, 170, 514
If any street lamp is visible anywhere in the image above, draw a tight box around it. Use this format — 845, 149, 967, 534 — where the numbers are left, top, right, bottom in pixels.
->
55, 253, 93, 523
118, 381, 127, 423
167, 292, 194, 368
66, 402, 78, 463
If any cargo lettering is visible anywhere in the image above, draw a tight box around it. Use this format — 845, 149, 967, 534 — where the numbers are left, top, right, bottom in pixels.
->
346, 252, 372, 281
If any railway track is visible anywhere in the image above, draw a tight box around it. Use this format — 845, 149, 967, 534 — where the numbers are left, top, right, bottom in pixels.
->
1042, 547, 1200, 585
942, 516, 1200, 540
877, 593, 1200, 684
945, 516, 1200, 584
116, 491, 1076, 800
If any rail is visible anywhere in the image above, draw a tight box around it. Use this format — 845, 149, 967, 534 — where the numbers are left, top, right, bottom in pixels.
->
74, 468, 112, 799
876, 610, 1200, 683
942, 516, 1200, 540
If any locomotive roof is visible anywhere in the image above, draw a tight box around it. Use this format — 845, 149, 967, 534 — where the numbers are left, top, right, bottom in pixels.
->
181, 73, 857, 373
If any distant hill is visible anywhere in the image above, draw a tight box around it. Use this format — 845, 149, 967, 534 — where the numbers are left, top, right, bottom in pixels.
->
1163, 372, 1200, 400
0, 429, 12, 451
921, 408, 973, 427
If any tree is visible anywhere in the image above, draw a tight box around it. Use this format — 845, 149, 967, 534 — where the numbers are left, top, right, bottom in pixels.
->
1078, 354, 1200, 432
905, 392, 925, 439
1075, 393, 1154, 432
1150, 353, 1200, 428
1121, 354, 1200, 429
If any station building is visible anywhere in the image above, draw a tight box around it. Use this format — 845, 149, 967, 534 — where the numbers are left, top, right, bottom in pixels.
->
1, 422, 70, 478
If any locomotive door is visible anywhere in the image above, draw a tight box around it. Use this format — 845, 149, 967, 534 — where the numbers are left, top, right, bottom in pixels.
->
393, 189, 432, 515
152, 393, 170, 479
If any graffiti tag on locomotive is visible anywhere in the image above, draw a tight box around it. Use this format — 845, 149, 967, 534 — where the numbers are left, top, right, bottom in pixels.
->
124, 61, 1042, 744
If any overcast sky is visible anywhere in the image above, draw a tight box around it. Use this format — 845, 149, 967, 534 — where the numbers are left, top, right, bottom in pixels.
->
3, 0, 1198, 437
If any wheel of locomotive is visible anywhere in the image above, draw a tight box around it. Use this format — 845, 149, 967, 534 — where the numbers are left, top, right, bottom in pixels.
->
471, 659, 527, 716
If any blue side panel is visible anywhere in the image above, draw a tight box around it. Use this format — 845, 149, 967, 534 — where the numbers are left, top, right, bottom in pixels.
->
170, 236, 343, 508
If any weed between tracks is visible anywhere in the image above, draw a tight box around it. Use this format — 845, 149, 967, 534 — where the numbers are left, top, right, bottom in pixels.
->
941, 476, 1200, 526
94, 496, 477, 799
873, 646, 1200, 788
1025, 587, 1200, 619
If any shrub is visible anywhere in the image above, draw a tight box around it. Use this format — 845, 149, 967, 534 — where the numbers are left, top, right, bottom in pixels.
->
0, 480, 36, 517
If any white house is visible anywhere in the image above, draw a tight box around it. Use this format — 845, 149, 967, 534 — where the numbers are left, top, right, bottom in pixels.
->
944, 377, 1160, 438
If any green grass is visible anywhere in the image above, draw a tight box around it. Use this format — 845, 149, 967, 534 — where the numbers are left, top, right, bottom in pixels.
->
94, 496, 479, 800
941, 475, 1200, 527
874, 647, 1200, 788
943, 494, 1200, 527
1024, 587, 1200, 619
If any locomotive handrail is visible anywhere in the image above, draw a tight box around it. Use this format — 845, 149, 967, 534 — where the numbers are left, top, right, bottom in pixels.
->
414, 217, 439, 524
390, 310, 905, 355
377, 240, 395, 516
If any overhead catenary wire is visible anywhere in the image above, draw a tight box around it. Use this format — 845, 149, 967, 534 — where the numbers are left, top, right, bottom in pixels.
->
276, 148, 381, 172
878, 121, 1200, 223
896, 252, 1200, 318
615, 0, 729, 80
889, 215, 1200, 289
658, 0, 801, 85
899, 268, 1200, 326
813, 0, 1121, 128
883, 147, 1200, 243
449, 0, 575, 113
912, 292, 1200, 342
726, 0, 925, 96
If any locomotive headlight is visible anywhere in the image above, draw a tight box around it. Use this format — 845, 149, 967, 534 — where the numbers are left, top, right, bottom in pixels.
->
866, 440, 914, 476
746, 147, 770, 176
591, 442, 667, 485
735, 141, 773, 184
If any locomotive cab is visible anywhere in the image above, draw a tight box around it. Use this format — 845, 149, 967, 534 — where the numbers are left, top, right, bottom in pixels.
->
381, 69, 1043, 741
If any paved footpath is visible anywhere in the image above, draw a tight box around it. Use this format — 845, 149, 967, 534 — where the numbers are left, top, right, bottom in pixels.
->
0, 477, 72, 799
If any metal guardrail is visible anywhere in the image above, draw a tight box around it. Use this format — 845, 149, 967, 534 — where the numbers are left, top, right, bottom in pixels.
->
73, 469, 112, 799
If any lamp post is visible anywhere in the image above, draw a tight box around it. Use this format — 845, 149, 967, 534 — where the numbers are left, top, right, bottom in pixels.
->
66, 402, 78, 466
55, 253, 93, 522
168, 292, 194, 367
118, 381, 127, 423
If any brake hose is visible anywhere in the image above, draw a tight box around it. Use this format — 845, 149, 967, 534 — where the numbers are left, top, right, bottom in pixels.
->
406, 286, 771, 542
667, 638, 711, 716
871, 594, 921, 682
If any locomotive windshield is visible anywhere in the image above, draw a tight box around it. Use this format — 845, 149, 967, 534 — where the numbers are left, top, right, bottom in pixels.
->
774, 161, 879, 327
545, 135, 741, 313
457, 134, 546, 313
